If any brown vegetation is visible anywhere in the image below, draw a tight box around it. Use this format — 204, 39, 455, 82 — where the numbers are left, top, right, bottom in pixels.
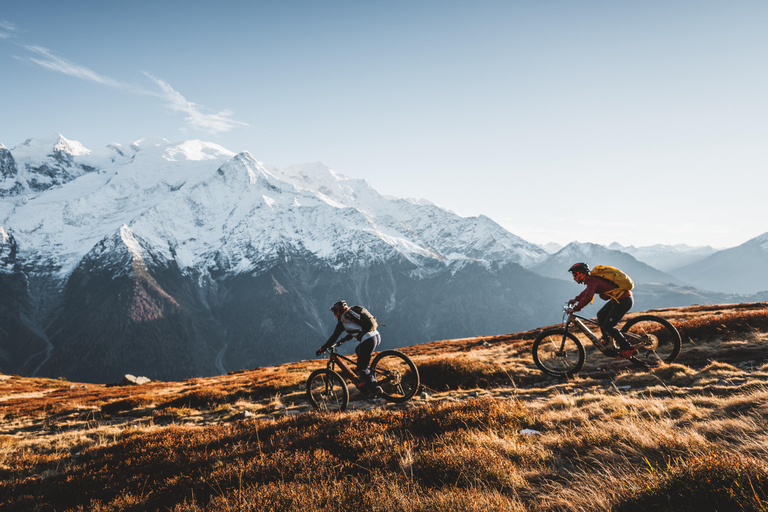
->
1, 302, 767, 511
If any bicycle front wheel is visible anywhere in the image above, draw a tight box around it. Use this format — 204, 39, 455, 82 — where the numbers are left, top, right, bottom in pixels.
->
371, 350, 420, 403
306, 369, 349, 412
621, 315, 681, 365
532, 328, 585, 378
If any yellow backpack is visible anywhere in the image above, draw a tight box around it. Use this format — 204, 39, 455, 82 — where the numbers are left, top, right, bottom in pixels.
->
590, 265, 634, 302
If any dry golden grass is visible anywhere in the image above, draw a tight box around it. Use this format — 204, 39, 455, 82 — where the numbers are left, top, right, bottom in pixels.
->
1, 302, 767, 511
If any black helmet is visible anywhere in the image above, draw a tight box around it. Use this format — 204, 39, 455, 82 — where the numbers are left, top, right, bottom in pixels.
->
330, 300, 348, 313
568, 262, 590, 274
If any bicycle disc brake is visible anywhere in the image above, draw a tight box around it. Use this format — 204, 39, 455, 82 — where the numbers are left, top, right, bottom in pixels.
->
636, 333, 658, 350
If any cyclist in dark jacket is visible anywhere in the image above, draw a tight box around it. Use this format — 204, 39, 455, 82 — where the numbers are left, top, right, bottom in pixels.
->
317, 300, 382, 396
566, 262, 636, 358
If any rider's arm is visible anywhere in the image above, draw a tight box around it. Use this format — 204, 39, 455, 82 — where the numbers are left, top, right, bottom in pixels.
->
572, 278, 599, 311
320, 321, 345, 352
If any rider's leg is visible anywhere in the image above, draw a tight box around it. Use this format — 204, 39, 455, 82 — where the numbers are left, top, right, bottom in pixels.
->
598, 297, 634, 350
355, 333, 381, 386
596, 306, 615, 347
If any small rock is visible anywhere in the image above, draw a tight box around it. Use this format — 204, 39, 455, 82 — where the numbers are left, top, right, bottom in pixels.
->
119, 374, 151, 386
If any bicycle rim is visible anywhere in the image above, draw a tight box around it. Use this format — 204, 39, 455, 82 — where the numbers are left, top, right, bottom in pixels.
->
622, 315, 681, 365
371, 350, 420, 403
532, 329, 585, 378
306, 369, 349, 412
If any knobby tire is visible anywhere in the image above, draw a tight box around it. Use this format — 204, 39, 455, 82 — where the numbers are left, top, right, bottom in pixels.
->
306, 368, 349, 412
532, 328, 586, 378
621, 315, 682, 366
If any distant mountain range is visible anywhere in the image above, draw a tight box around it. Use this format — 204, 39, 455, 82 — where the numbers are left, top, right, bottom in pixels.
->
1, 135, 766, 383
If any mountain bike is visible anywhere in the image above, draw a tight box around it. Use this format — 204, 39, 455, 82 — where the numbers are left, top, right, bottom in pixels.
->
306, 339, 420, 412
532, 304, 682, 378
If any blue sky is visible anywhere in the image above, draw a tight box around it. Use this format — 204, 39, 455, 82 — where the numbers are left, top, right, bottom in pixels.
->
2, 1, 766, 249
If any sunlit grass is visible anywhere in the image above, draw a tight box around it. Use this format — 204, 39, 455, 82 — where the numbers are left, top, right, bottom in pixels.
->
0, 302, 767, 511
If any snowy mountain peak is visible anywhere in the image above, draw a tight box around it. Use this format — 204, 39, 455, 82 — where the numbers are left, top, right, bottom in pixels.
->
120, 224, 145, 262
13, 134, 89, 159
54, 135, 89, 156
216, 152, 281, 187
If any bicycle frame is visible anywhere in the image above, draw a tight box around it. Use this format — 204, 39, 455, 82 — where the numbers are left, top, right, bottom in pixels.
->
563, 307, 655, 354
325, 341, 367, 390
556, 306, 623, 356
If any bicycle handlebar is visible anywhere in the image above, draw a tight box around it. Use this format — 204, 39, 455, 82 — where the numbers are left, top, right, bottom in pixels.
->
317, 336, 350, 356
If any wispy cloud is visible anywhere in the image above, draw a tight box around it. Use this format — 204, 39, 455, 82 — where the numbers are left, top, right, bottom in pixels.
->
25, 45, 152, 95
0, 18, 19, 38
3, 22, 248, 135
144, 73, 249, 134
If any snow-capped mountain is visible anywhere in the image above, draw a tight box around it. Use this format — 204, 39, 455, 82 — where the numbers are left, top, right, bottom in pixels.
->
0, 134, 558, 382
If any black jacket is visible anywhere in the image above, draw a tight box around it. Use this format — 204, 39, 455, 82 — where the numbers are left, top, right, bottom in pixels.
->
321, 306, 377, 351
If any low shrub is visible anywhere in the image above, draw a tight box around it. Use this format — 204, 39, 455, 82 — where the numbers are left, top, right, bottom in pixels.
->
679, 309, 768, 342
616, 451, 768, 512
159, 387, 228, 410
418, 355, 506, 390
101, 395, 154, 415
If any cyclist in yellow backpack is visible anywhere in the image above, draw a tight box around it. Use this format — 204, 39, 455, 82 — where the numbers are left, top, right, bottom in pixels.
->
566, 262, 637, 358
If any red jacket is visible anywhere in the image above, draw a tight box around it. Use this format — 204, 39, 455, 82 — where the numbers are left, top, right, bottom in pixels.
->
572, 275, 632, 311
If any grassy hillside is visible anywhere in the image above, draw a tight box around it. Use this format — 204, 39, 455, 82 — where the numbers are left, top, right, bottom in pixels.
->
1, 303, 767, 511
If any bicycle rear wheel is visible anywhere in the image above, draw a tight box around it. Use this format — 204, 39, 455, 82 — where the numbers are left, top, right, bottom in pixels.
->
306, 369, 349, 412
532, 328, 585, 378
621, 315, 681, 366
371, 350, 420, 403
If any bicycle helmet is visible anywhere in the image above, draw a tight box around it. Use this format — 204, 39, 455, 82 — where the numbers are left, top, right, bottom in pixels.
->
330, 300, 348, 313
568, 262, 590, 275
